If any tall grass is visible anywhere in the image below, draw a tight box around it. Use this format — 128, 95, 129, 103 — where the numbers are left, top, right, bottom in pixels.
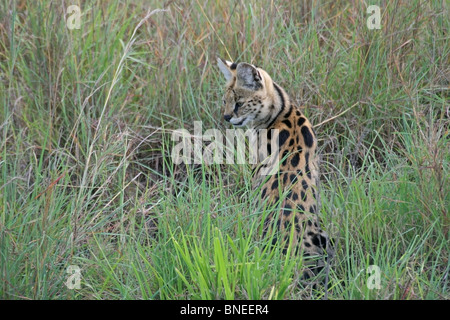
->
0, 0, 448, 299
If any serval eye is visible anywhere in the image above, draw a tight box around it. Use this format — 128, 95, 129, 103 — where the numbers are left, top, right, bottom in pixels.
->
234, 102, 243, 112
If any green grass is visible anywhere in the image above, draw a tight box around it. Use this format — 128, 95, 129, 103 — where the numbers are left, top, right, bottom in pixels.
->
0, 0, 448, 300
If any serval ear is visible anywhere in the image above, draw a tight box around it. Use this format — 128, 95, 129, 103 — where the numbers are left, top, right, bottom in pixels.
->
236, 62, 262, 90
217, 57, 235, 82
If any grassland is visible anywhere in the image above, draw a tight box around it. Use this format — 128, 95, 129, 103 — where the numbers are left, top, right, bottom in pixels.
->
0, 0, 448, 300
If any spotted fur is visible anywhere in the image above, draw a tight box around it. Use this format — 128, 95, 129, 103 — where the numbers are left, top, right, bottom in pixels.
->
217, 58, 331, 262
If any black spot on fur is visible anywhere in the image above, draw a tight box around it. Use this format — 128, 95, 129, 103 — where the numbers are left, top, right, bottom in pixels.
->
272, 237, 278, 246
292, 192, 299, 200
305, 152, 311, 179
286, 189, 292, 198
297, 117, 306, 127
301, 126, 314, 148
282, 150, 289, 166
296, 110, 301, 116
230, 63, 237, 70
261, 188, 267, 199
282, 119, 292, 128
312, 234, 327, 249
304, 242, 311, 247
291, 153, 300, 167
278, 130, 290, 147
289, 138, 294, 146
301, 191, 307, 201
271, 179, 278, 190
310, 205, 317, 214
297, 204, 305, 213
301, 179, 308, 190
283, 204, 292, 216
290, 174, 296, 183
284, 106, 293, 119
283, 173, 288, 185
